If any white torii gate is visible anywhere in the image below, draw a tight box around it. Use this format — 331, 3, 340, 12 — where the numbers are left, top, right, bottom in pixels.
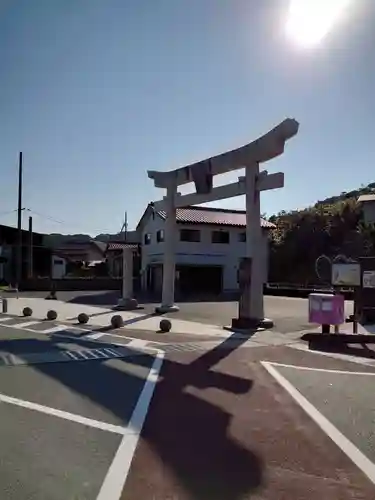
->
148, 118, 299, 330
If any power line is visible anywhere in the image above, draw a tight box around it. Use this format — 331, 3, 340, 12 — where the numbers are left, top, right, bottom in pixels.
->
1, 206, 120, 236
26, 209, 64, 225
0, 209, 18, 218
25, 209, 117, 235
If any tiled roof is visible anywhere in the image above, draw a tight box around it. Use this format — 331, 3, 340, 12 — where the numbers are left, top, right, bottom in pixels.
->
106, 242, 139, 251
157, 206, 275, 228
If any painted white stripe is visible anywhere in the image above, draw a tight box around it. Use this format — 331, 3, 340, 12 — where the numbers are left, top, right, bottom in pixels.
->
88, 330, 170, 348
93, 349, 110, 358
289, 343, 375, 368
0, 316, 13, 322
77, 351, 89, 360
87, 332, 106, 340
86, 350, 100, 359
104, 348, 121, 357
0, 321, 164, 355
261, 361, 375, 485
0, 392, 127, 435
11, 321, 41, 328
127, 339, 149, 350
41, 326, 67, 334
97, 351, 164, 500
65, 351, 79, 360
265, 361, 375, 376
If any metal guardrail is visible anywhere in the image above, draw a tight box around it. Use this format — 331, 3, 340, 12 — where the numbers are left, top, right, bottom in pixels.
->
267, 282, 354, 292
265, 283, 354, 300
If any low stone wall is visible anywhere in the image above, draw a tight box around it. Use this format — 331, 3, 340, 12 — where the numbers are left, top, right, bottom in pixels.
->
20, 278, 122, 291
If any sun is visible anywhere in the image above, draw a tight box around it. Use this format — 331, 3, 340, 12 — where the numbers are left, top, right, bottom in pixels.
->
286, 0, 351, 48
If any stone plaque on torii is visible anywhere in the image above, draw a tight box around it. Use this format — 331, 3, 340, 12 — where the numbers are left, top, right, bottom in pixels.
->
148, 118, 299, 330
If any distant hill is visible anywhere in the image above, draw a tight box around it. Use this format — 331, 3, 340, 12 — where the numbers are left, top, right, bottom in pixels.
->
44, 231, 139, 248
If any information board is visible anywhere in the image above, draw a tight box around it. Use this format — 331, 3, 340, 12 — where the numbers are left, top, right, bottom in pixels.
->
363, 270, 375, 288
331, 262, 360, 286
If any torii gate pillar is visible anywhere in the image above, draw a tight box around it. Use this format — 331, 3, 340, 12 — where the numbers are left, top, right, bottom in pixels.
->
231, 163, 270, 330
148, 118, 299, 325
157, 180, 179, 313
117, 247, 139, 311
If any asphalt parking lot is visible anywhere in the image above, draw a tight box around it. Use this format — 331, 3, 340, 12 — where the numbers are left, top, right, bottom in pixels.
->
271, 362, 375, 466
0, 323, 162, 500
2, 290, 354, 333
1, 312, 375, 499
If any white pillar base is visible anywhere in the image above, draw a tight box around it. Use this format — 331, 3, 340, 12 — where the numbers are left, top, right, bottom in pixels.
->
116, 297, 139, 311
224, 316, 274, 334
155, 304, 180, 314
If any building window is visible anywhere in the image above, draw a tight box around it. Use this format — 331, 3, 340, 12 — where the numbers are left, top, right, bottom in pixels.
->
180, 229, 201, 242
156, 230, 164, 243
212, 230, 230, 244
144, 233, 151, 245
238, 232, 246, 243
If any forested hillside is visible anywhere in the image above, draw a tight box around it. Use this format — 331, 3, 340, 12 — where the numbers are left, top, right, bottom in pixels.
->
268, 183, 375, 284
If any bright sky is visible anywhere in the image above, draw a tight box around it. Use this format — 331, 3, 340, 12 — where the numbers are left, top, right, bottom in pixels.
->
1, 0, 374, 236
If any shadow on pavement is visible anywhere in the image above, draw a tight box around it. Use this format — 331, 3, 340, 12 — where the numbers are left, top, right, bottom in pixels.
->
309, 343, 375, 360
68, 291, 120, 307
67, 290, 239, 306
0, 334, 263, 499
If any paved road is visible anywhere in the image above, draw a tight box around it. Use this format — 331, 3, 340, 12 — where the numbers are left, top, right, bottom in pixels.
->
276, 364, 375, 465
123, 346, 375, 500
0, 322, 158, 500
140, 296, 353, 333
4, 290, 354, 333
1, 316, 375, 499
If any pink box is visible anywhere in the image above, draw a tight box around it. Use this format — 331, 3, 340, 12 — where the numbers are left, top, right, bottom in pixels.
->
308, 293, 345, 325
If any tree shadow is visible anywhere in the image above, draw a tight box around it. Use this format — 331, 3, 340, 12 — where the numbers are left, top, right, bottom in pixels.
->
0, 334, 263, 499
68, 291, 120, 307
67, 290, 239, 307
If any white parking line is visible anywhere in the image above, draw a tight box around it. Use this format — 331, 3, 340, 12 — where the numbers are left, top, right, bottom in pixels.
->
0, 316, 13, 322
127, 339, 149, 350
96, 351, 164, 500
41, 326, 68, 334
289, 343, 375, 368
104, 348, 122, 357
261, 361, 375, 486
87, 332, 106, 340
0, 320, 164, 357
11, 321, 41, 328
0, 392, 127, 435
65, 351, 79, 360
76, 351, 90, 360
98, 331, 169, 346
93, 349, 110, 358
265, 361, 375, 376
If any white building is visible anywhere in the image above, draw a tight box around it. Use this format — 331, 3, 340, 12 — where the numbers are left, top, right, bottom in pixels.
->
136, 204, 274, 297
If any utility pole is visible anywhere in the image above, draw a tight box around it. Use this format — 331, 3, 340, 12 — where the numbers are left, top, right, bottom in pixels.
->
28, 216, 33, 279
120, 211, 128, 241
124, 211, 128, 242
16, 152, 23, 287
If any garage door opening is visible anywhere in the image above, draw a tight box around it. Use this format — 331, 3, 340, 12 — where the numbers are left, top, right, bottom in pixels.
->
177, 265, 223, 298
